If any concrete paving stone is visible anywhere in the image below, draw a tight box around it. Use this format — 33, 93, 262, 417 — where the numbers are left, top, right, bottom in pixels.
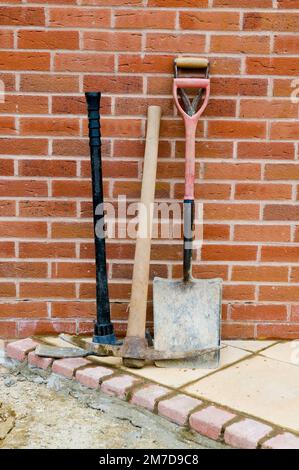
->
100, 375, 141, 400
189, 406, 236, 440
52, 357, 91, 379
122, 346, 250, 388
184, 355, 299, 432
5, 338, 38, 361
262, 432, 299, 449
223, 340, 276, 353
158, 394, 202, 426
224, 418, 272, 449
131, 384, 170, 411
260, 341, 299, 366
76, 366, 113, 389
28, 351, 53, 370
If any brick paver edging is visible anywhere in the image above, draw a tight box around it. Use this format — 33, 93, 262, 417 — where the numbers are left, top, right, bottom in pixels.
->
5, 338, 299, 450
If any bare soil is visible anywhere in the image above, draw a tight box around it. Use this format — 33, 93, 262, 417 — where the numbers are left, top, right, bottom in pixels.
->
0, 362, 226, 450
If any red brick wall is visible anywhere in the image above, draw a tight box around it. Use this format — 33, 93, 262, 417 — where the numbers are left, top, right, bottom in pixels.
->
0, 0, 299, 339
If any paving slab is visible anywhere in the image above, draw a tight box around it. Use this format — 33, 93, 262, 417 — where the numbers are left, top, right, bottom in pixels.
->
184, 355, 299, 432
260, 341, 299, 366
223, 340, 277, 353
121, 346, 250, 388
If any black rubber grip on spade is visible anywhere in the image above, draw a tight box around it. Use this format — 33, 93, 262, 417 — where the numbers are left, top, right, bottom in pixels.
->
85, 92, 116, 344
183, 199, 194, 282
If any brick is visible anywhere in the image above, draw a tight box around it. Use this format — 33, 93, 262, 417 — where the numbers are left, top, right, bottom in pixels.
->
264, 205, 299, 221
146, 33, 205, 53
244, 12, 299, 32
204, 203, 260, 220
53, 262, 95, 279
0, 7, 45, 26
0, 117, 15, 134
76, 366, 113, 389
20, 282, 76, 299
52, 180, 92, 198
0, 302, 47, 318
247, 57, 299, 76
259, 286, 299, 302
265, 164, 299, 180
0, 31, 14, 48
119, 54, 173, 74
0, 242, 14, 258
0, 95, 48, 114
230, 304, 287, 321
174, 183, 231, 200
149, 0, 207, 5
0, 283, 16, 297
204, 163, 260, 181
0, 159, 14, 176
261, 246, 299, 262
111, 263, 167, 281
235, 184, 292, 201
131, 384, 169, 411
0, 138, 48, 156
101, 375, 141, 400
271, 122, 299, 140
19, 242, 75, 259
190, 406, 235, 440
0, 201, 15, 216
202, 245, 257, 262
210, 35, 269, 54
223, 284, 255, 301
20, 74, 79, 93
55, 53, 114, 73
290, 267, 299, 282
222, 322, 255, 339
234, 225, 290, 242
180, 12, 240, 31
19, 160, 76, 177
273, 78, 297, 97
115, 10, 175, 29
257, 323, 299, 339
0, 261, 47, 278
237, 142, 294, 160
173, 264, 228, 280
0, 321, 17, 339
0, 221, 47, 238
28, 351, 53, 370
52, 357, 91, 379
214, 0, 272, 6
0, 52, 49, 71
18, 30, 79, 50
115, 97, 173, 117
52, 301, 95, 318
224, 419, 272, 449
6, 338, 38, 361
240, 99, 297, 119
17, 320, 76, 338
19, 201, 76, 218
52, 139, 90, 157
203, 224, 230, 241
276, 0, 299, 6
83, 31, 141, 52
232, 265, 289, 283
20, 118, 79, 136
262, 433, 299, 450
158, 394, 202, 426
84, 75, 142, 94
208, 121, 266, 139
52, 222, 93, 239
274, 35, 299, 55
49, 8, 110, 28
211, 77, 268, 97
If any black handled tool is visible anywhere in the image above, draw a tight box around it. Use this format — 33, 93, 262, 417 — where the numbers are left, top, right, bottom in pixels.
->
85, 92, 117, 344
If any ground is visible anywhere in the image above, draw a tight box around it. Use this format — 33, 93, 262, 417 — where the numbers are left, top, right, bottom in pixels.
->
0, 365, 225, 449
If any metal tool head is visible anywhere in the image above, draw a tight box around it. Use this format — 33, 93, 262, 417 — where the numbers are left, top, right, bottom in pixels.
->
153, 277, 222, 368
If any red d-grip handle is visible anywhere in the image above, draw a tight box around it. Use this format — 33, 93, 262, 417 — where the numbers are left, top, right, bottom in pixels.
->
173, 77, 210, 200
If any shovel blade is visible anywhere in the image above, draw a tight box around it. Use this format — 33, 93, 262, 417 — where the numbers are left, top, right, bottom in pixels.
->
153, 277, 222, 369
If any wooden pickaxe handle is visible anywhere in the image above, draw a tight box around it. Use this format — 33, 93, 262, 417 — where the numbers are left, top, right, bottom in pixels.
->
125, 106, 162, 343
